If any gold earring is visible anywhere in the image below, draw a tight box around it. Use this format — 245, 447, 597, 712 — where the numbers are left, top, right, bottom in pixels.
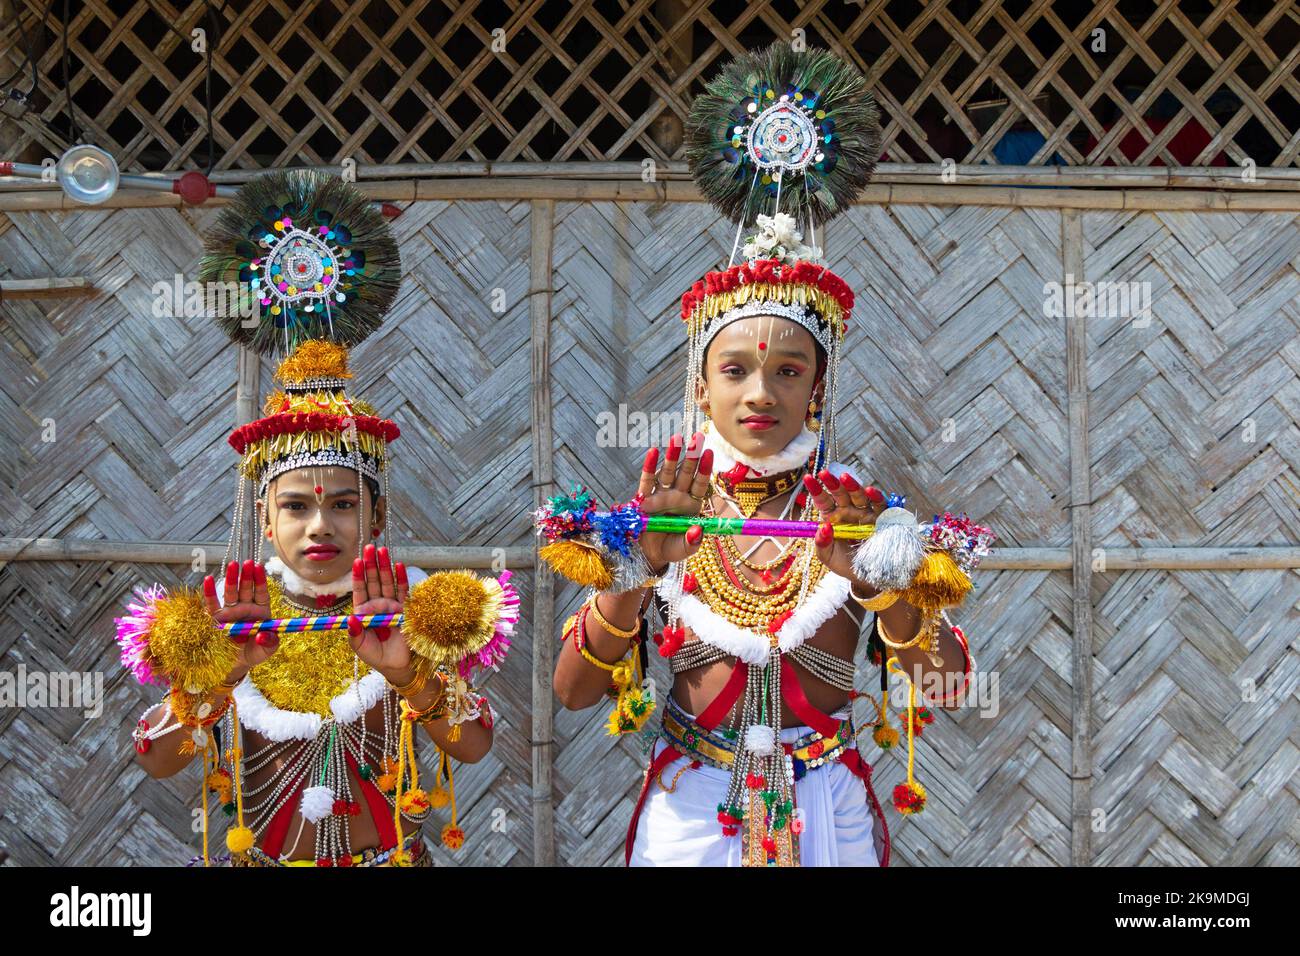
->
807, 398, 821, 433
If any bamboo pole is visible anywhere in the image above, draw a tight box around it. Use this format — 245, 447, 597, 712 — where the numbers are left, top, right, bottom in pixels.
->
6, 179, 1300, 211
2, 539, 1294, 569
1062, 207, 1093, 869
2, 161, 1285, 189
0, 538, 532, 566
529, 198, 557, 867
0, 277, 93, 298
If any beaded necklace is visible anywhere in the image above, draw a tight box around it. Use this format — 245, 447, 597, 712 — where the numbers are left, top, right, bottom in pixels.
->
223, 570, 429, 865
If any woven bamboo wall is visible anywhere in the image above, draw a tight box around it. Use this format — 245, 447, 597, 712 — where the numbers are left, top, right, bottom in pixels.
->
1, 195, 1297, 866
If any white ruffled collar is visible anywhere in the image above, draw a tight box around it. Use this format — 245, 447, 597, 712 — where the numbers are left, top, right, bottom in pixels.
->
702, 419, 820, 478
655, 565, 852, 665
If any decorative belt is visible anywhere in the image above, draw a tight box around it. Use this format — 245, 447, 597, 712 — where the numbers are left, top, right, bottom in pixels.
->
227, 830, 430, 868
659, 694, 853, 780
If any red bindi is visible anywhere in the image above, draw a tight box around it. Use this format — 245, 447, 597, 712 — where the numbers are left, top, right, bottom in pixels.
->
758, 341, 767, 350
314, 485, 323, 494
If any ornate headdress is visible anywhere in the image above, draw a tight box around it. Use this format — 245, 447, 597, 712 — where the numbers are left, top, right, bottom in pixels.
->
197, 169, 402, 566
680, 41, 882, 470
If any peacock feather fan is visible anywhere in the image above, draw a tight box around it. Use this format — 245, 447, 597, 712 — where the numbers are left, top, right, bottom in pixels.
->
198, 170, 400, 356
686, 42, 882, 227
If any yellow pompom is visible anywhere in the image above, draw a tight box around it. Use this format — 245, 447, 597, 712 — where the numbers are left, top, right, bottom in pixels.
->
274, 339, 353, 384
403, 571, 501, 667
398, 789, 430, 814
539, 540, 614, 591
146, 588, 236, 691
873, 723, 900, 749
440, 824, 465, 850
898, 550, 971, 610
428, 786, 450, 809
226, 826, 256, 854
376, 773, 398, 793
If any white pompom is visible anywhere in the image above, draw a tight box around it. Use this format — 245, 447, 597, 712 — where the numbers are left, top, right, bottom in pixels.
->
852, 508, 924, 590
300, 785, 334, 823
745, 725, 776, 756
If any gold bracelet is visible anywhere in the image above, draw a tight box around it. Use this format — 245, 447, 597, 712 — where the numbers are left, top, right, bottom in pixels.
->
390, 669, 428, 698
851, 583, 899, 612
587, 594, 640, 640
877, 613, 926, 651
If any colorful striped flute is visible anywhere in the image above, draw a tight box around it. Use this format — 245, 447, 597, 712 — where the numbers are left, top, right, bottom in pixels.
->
222, 612, 402, 637
640, 515, 876, 539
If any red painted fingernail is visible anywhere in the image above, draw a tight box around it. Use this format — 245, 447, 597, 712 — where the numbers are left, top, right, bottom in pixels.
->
816, 522, 833, 546
395, 563, 408, 587
226, 561, 239, 581
686, 524, 703, 545
818, 469, 840, 490
378, 546, 391, 571
364, 545, 376, 568
203, 576, 217, 597
666, 434, 682, 461
254, 563, 267, 586
840, 473, 861, 492
242, 558, 255, 577
255, 633, 271, 646
802, 474, 821, 493
699, 448, 713, 474
864, 486, 884, 503
376, 626, 391, 642
231, 633, 249, 645
347, 615, 362, 638
353, 559, 364, 579
643, 448, 659, 471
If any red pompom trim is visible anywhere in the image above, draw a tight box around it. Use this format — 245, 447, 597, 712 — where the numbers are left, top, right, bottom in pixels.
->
228, 412, 400, 455
679, 257, 855, 326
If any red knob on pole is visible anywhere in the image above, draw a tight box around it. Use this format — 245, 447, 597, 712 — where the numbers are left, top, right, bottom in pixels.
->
173, 170, 215, 206
0, 162, 13, 177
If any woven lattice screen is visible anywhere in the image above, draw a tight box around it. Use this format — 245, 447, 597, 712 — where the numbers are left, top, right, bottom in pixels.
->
1, 0, 1297, 172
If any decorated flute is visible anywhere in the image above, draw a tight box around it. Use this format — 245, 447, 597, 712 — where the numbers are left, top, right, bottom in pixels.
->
533, 486, 994, 600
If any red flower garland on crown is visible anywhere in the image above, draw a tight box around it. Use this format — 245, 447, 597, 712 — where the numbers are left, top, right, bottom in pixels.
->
679, 257, 855, 330
228, 412, 400, 454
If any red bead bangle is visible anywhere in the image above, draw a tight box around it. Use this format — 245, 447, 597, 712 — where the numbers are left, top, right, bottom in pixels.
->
935, 623, 973, 707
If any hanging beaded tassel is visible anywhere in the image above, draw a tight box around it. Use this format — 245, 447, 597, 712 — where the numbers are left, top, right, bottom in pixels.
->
390, 699, 430, 866
438, 749, 466, 850
715, 649, 799, 866
224, 698, 256, 855
886, 657, 927, 814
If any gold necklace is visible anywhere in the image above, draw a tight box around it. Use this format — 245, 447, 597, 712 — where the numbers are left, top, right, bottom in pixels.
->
248, 577, 369, 716
685, 537, 826, 633
710, 469, 803, 519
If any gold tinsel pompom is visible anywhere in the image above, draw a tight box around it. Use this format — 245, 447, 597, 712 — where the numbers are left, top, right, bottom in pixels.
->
898, 550, 971, 610
402, 571, 493, 666
226, 826, 256, 854
147, 588, 236, 692
262, 389, 287, 416
274, 339, 353, 385
539, 540, 614, 591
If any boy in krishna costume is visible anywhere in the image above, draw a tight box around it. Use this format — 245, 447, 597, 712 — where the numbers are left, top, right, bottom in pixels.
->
116, 171, 518, 867
545, 45, 992, 867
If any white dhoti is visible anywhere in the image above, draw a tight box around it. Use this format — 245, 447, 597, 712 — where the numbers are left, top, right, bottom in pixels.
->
627, 713, 890, 867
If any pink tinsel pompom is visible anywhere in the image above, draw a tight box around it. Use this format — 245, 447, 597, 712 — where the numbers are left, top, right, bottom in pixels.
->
114, 584, 169, 687
457, 570, 521, 680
